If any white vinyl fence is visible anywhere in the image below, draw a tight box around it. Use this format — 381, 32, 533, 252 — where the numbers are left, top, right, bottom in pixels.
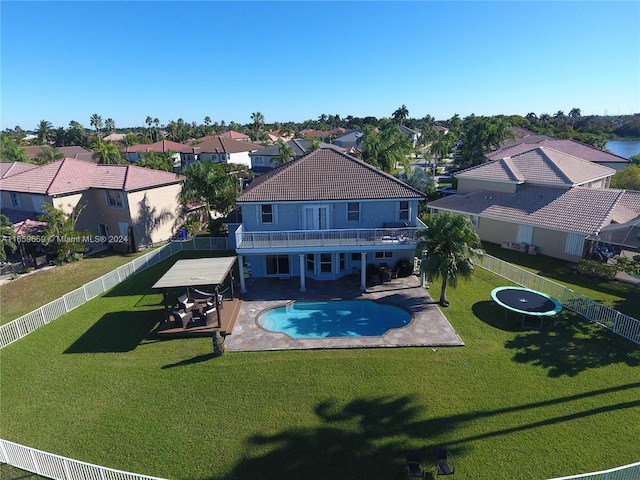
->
0, 439, 169, 480
0, 236, 228, 349
547, 461, 640, 480
477, 254, 640, 345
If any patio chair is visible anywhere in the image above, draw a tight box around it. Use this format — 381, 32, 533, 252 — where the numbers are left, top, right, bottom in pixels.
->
172, 310, 194, 329
177, 294, 195, 312
406, 450, 425, 479
434, 447, 455, 478
204, 306, 219, 327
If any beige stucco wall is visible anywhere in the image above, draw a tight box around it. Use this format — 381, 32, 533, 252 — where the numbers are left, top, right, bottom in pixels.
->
126, 183, 184, 248
457, 178, 517, 195
476, 217, 518, 244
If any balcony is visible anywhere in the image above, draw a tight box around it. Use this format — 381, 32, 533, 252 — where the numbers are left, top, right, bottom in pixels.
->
235, 225, 423, 252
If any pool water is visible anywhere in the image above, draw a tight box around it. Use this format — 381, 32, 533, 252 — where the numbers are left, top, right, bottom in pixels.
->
257, 300, 411, 338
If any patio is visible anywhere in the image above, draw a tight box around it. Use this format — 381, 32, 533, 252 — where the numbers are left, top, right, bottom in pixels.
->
226, 274, 464, 352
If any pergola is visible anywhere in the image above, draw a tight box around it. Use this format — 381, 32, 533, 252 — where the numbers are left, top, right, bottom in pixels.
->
152, 257, 237, 328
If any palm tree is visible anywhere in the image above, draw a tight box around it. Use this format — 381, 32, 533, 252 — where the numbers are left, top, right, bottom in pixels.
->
36, 147, 64, 164
0, 214, 18, 262
105, 118, 115, 133
569, 108, 581, 128
271, 140, 295, 166
392, 105, 409, 126
251, 112, 265, 133
93, 140, 123, 164
429, 131, 456, 163
358, 124, 412, 173
416, 212, 484, 307
90, 113, 103, 137
35, 120, 53, 144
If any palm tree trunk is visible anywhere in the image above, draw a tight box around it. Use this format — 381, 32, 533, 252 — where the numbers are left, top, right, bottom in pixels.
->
439, 275, 450, 307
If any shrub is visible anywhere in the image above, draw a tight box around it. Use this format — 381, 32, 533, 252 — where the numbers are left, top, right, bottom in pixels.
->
578, 259, 617, 280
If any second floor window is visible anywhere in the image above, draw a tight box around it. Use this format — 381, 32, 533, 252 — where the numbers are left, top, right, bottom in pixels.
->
106, 190, 124, 208
399, 201, 409, 221
253, 156, 264, 165
261, 204, 274, 224
347, 202, 360, 222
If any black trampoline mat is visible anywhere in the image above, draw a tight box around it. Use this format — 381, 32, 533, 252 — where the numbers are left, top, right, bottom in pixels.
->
495, 289, 557, 314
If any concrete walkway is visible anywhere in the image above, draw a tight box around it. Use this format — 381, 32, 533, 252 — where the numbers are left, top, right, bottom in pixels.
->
225, 274, 464, 352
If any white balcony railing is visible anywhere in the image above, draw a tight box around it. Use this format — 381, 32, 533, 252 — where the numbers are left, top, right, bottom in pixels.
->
236, 225, 422, 250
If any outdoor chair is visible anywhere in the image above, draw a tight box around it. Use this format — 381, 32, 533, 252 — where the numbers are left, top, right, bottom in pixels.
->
204, 306, 219, 327
434, 447, 455, 478
177, 294, 195, 312
406, 450, 425, 479
172, 310, 194, 329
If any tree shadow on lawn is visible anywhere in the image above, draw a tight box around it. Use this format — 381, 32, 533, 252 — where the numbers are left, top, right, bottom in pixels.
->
64, 309, 159, 353
504, 310, 640, 377
206, 388, 640, 480
473, 301, 640, 376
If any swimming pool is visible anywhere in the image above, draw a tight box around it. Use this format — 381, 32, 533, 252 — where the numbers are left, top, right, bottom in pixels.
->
257, 300, 411, 338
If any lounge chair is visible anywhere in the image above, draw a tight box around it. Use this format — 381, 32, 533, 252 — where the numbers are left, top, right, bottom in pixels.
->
434, 447, 455, 478
406, 450, 424, 479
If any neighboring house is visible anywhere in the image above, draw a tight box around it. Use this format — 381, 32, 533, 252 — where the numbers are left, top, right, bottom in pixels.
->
399, 125, 421, 148
186, 137, 262, 168
432, 125, 449, 135
249, 139, 347, 175
0, 158, 185, 252
488, 138, 630, 171
103, 133, 128, 142
20, 145, 97, 163
218, 130, 251, 142
427, 146, 640, 262
123, 140, 195, 169
299, 129, 329, 139
333, 130, 363, 149
232, 148, 425, 292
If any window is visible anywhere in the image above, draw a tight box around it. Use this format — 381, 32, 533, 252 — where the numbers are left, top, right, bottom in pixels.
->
253, 156, 264, 166
32, 195, 47, 213
10, 192, 22, 208
351, 252, 362, 261
516, 224, 533, 244
565, 233, 585, 257
339, 253, 345, 271
261, 204, 274, 224
105, 190, 124, 208
375, 251, 393, 259
399, 201, 409, 221
306, 253, 315, 272
347, 202, 360, 222
320, 253, 332, 273
266, 255, 290, 275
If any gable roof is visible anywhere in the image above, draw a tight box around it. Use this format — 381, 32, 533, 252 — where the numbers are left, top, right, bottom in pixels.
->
428, 185, 629, 235
0, 158, 184, 195
487, 138, 629, 164
190, 136, 262, 154
457, 146, 615, 186
237, 149, 424, 203
218, 130, 250, 140
249, 139, 347, 157
1, 162, 38, 179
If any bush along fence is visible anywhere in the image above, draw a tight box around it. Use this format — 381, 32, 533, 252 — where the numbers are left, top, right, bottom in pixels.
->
0, 236, 228, 349
477, 254, 640, 345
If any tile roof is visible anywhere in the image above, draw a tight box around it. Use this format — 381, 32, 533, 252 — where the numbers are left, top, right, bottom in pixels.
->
249, 139, 346, 157
0, 158, 184, 195
457, 147, 615, 186
218, 130, 250, 140
1, 162, 38, 179
190, 136, 262, 154
428, 185, 626, 235
299, 129, 329, 137
237, 149, 424, 203
125, 140, 192, 153
488, 138, 629, 164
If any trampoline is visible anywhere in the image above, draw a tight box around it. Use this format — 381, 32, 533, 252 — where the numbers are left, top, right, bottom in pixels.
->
491, 286, 562, 329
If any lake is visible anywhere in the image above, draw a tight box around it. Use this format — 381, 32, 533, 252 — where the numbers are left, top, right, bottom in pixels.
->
606, 139, 640, 159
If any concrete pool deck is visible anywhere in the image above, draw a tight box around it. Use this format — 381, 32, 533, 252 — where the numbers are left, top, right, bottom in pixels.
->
225, 274, 464, 352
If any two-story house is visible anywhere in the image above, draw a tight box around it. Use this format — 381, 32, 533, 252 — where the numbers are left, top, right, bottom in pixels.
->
249, 139, 347, 175
0, 158, 185, 253
186, 136, 262, 168
233, 149, 425, 292
123, 140, 195, 169
427, 146, 640, 261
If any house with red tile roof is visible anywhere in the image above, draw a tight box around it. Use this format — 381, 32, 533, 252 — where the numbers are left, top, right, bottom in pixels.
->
0, 158, 185, 252
233, 148, 425, 292
123, 140, 196, 168
428, 146, 640, 261
218, 130, 251, 142
187, 136, 262, 168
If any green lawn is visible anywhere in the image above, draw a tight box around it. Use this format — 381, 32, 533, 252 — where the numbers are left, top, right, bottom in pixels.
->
0, 248, 158, 325
1, 251, 638, 480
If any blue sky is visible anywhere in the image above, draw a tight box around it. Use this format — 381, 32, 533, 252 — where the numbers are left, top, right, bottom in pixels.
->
1, 1, 639, 131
